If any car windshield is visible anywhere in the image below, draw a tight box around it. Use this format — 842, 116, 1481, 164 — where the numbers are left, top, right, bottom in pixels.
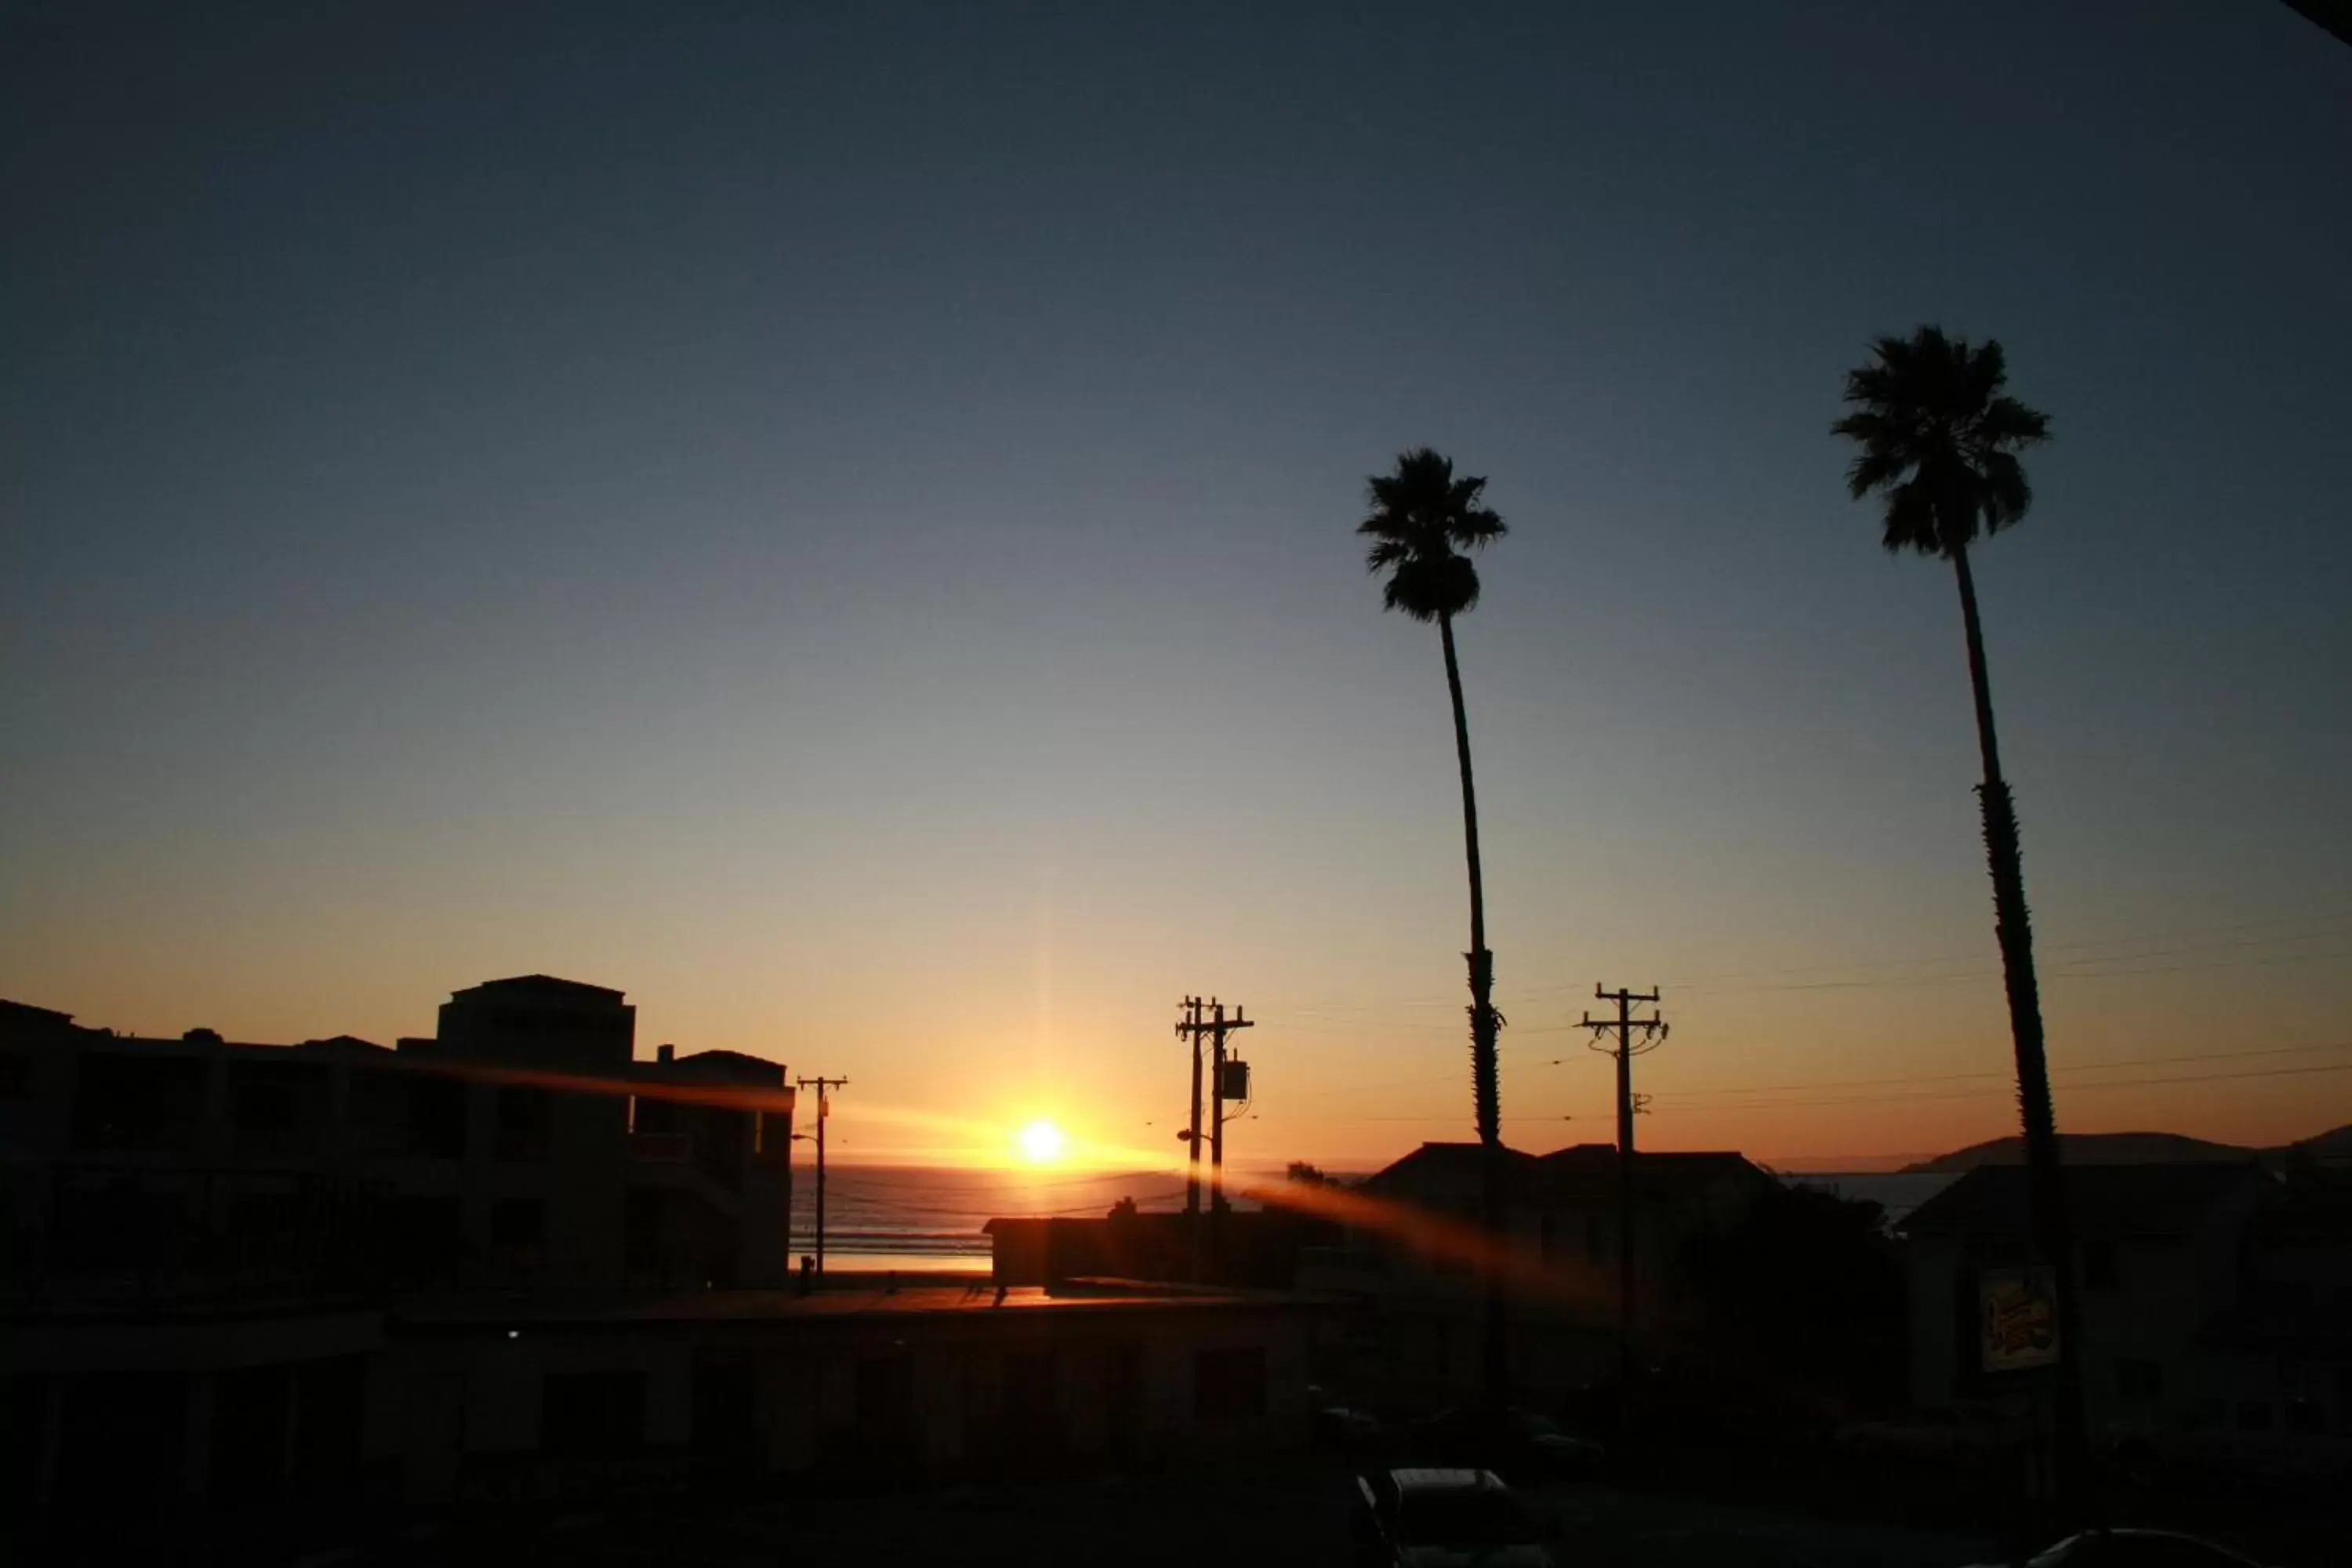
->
1516, 1412, 1564, 1438
1397, 1489, 1541, 1547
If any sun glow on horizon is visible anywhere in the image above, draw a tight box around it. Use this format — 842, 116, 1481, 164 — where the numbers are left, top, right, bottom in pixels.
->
1017, 1117, 1066, 1164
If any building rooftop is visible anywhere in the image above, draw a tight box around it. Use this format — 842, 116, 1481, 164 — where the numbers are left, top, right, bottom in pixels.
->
1903, 1162, 2269, 1240
0, 998, 78, 1031
453, 975, 628, 1001
394, 1279, 1324, 1330
1360, 1142, 1546, 1188
1537, 1143, 1766, 1185
1363, 1140, 1769, 1202
648, 1047, 788, 1083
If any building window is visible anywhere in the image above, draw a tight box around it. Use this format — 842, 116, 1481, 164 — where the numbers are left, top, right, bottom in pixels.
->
2235, 1400, 2273, 1432
1193, 1347, 1267, 1421
624, 1189, 664, 1275
1000, 1350, 1062, 1452
695, 1107, 746, 1190
2114, 1359, 2163, 1401
541, 1371, 645, 1457
410, 1075, 468, 1159
2282, 1399, 2328, 1436
0, 1049, 29, 1098
495, 1086, 553, 1161
491, 1198, 545, 1250
855, 1356, 915, 1454
756, 1109, 794, 1163
2082, 1243, 2120, 1291
71, 1053, 207, 1153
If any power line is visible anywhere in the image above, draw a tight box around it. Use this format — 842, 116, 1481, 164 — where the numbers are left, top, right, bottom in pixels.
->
1269, 1052, 2352, 1124
1254, 909, 2352, 1013
1649, 1039, 2352, 1103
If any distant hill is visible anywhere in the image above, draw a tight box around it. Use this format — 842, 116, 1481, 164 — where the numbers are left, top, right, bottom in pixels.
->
1902, 1131, 2256, 1173
2290, 1124, 2352, 1160
1898, 1125, 2352, 1174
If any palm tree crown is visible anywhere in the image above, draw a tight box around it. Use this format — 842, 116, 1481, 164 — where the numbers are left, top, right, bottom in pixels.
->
1833, 325, 2050, 559
1359, 447, 1508, 619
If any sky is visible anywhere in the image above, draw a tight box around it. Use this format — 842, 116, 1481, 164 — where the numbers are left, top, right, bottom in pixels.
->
5, 1, 2349, 1171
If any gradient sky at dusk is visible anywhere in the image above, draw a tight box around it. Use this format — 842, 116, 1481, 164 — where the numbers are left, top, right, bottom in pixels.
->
5, 1, 2349, 1168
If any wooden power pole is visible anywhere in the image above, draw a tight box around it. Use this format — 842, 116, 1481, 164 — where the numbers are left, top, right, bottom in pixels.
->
1579, 986, 1666, 1371
1208, 1001, 1253, 1276
794, 1075, 848, 1279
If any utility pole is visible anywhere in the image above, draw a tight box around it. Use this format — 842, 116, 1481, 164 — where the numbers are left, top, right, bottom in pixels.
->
795, 1075, 848, 1281
1209, 1001, 1254, 1275
1578, 986, 1666, 1374
1175, 997, 1207, 1279
1177, 998, 1204, 1218
1174, 996, 1254, 1279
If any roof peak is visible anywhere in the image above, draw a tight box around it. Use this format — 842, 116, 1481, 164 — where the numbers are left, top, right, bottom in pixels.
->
459, 975, 627, 1000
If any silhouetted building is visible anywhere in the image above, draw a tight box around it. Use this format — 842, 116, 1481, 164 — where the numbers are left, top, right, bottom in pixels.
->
2, 983, 1341, 1542
1902, 1161, 2352, 1470
1, 978, 793, 1298
1302, 1141, 1777, 1407
383, 1279, 1321, 1505
983, 1207, 1338, 1288
0, 978, 795, 1535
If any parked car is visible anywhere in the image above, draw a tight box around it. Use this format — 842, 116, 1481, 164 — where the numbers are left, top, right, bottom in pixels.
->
1352, 1468, 1554, 1568
1965, 1529, 2269, 1568
1630, 1528, 1826, 1568
1410, 1405, 1605, 1482
1832, 1407, 1998, 1466
1315, 1401, 1385, 1453
2107, 1415, 2352, 1490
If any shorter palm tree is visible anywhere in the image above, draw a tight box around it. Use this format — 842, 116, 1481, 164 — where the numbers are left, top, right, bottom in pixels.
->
1359, 445, 1512, 1399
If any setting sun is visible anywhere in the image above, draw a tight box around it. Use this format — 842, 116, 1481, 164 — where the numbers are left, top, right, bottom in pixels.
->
1017, 1118, 1066, 1165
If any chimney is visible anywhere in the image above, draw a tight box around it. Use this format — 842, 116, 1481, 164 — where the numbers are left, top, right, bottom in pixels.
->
656, 1044, 674, 1063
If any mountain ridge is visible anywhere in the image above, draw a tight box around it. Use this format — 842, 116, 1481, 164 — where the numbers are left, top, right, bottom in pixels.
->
1900, 1123, 2352, 1174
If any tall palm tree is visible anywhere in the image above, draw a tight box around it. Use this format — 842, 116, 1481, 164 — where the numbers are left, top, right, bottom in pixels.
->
1359, 445, 1511, 1399
1833, 325, 2085, 1488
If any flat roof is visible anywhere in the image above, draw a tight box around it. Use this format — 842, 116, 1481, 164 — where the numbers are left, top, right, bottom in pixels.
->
395, 1278, 1325, 1330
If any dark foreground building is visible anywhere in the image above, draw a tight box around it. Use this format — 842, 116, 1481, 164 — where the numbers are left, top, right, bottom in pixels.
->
1, 981, 1321, 1559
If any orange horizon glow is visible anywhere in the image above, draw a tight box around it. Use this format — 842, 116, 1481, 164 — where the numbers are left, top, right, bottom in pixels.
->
23, 957, 2347, 1173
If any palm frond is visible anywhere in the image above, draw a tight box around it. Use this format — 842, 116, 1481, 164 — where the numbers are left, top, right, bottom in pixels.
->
1358, 448, 1505, 619
1843, 447, 1908, 500
1381, 550, 1481, 622
1975, 394, 2050, 448
1833, 325, 2050, 561
1881, 477, 1939, 555
1980, 451, 2033, 532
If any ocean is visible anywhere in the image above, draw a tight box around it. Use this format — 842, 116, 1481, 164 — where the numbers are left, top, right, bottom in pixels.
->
1778, 1171, 1961, 1226
786, 1165, 1263, 1272
788, 1165, 1959, 1272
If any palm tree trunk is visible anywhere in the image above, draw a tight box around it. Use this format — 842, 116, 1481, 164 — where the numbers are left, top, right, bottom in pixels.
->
1952, 546, 2087, 1501
1439, 612, 1509, 1403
